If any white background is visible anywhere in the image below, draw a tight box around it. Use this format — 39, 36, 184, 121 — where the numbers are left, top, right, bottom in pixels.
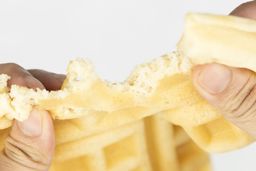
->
0, 0, 255, 170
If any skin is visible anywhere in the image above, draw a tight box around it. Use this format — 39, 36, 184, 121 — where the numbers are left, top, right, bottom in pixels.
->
0, 1, 255, 171
0, 63, 64, 171
192, 1, 256, 137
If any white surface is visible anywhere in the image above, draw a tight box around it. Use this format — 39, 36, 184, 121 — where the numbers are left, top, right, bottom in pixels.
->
0, 0, 255, 170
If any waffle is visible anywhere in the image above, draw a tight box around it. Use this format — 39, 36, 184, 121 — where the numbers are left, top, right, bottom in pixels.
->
0, 13, 255, 171
50, 115, 211, 171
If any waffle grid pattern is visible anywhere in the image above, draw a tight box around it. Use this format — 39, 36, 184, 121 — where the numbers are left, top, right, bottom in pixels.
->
50, 115, 211, 171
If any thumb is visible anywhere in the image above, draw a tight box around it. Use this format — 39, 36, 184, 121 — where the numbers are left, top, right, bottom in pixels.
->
0, 109, 55, 171
192, 63, 256, 137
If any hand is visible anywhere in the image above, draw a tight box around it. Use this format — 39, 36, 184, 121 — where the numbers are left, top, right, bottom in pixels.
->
192, 1, 256, 137
0, 63, 65, 171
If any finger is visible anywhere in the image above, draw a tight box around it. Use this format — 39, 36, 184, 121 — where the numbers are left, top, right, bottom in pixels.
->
192, 64, 256, 137
190, 1, 256, 137
0, 63, 44, 89
230, 1, 256, 19
28, 69, 65, 91
0, 109, 55, 171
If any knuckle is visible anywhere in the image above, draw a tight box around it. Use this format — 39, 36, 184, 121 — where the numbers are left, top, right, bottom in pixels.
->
9, 75, 31, 87
4, 63, 22, 71
236, 1, 256, 11
231, 86, 256, 121
0, 63, 34, 87
231, 1, 256, 19
0, 63, 21, 74
239, 1, 253, 7
3, 135, 50, 170
222, 72, 256, 121
9, 73, 44, 89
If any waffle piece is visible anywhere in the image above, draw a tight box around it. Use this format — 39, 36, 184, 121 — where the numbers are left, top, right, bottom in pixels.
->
0, 12, 254, 171
49, 115, 211, 171
0, 52, 253, 152
178, 13, 256, 70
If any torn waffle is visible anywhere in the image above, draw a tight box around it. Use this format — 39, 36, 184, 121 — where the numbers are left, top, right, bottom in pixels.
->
0, 13, 255, 171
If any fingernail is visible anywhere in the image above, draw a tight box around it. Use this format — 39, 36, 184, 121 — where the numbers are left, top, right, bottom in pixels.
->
197, 64, 232, 94
17, 109, 42, 137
